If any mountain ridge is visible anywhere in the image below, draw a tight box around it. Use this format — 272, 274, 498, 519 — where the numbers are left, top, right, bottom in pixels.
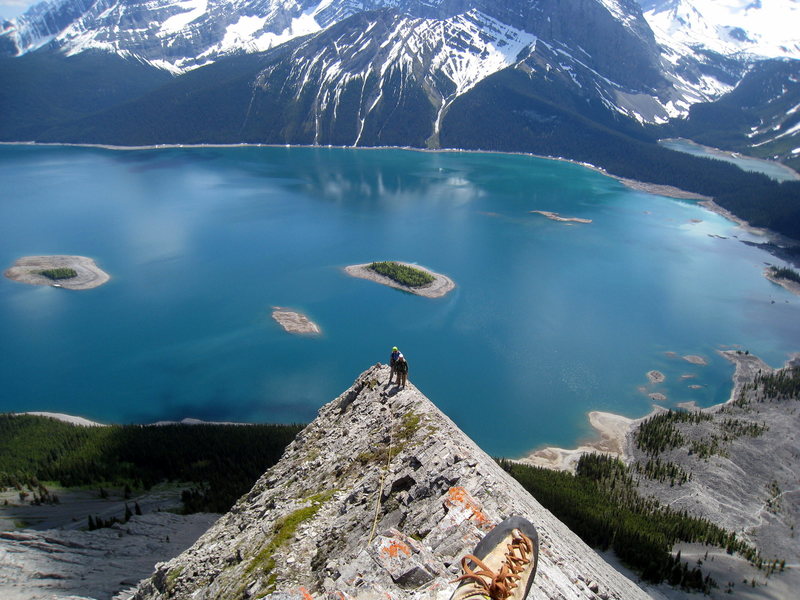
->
130, 363, 651, 599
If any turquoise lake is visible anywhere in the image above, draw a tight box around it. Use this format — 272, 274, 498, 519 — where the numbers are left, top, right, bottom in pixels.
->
1, 144, 799, 458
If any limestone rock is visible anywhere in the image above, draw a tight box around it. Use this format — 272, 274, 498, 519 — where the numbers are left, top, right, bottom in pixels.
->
132, 365, 649, 599
0, 512, 218, 600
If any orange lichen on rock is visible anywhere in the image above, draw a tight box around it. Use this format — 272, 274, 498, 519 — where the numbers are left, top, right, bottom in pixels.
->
382, 540, 412, 558
445, 486, 493, 530
299, 587, 314, 600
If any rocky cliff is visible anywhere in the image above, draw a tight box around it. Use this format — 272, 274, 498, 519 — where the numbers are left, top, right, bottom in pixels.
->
133, 363, 649, 600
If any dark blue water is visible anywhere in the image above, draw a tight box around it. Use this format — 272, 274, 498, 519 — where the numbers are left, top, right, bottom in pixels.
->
1, 144, 798, 457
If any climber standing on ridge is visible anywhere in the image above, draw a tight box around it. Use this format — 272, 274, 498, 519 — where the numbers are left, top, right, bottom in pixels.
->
396, 353, 409, 388
388, 346, 401, 385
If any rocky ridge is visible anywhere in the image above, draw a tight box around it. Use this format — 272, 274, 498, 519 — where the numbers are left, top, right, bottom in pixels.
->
133, 364, 649, 599
628, 352, 800, 564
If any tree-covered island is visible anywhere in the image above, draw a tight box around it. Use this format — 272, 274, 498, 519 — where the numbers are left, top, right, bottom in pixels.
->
765, 265, 800, 296
39, 267, 78, 280
344, 261, 455, 298
368, 261, 435, 287
4, 255, 110, 290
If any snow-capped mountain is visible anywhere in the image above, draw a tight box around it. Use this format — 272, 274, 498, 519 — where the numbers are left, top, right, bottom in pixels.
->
0, 0, 730, 122
1, 0, 798, 160
640, 0, 800, 61
5, 0, 346, 71
3, 0, 653, 73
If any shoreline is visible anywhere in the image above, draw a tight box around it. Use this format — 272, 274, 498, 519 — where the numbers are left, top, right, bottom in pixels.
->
13, 412, 252, 427
519, 349, 793, 473
20, 411, 105, 427
617, 177, 713, 201
659, 137, 800, 182
4, 255, 110, 290
764, 269, 800, 296
516, 411, 639, 472
344, 262, 455, 298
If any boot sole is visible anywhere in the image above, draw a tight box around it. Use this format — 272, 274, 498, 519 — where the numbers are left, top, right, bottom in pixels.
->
470, 516, 539, 599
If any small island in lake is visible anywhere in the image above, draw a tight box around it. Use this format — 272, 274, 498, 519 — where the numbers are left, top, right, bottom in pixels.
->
344, 261, 455, 298
531, 210, 592, 224
765, 265, 800, 296
646, 370, 665, 384
683, 354, 708, 365
665, 351, 709, 366
271, 307, 321, 335
4, 255, 110, 290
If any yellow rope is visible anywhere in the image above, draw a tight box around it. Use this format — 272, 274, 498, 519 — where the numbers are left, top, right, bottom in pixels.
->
367, 399, 394, 546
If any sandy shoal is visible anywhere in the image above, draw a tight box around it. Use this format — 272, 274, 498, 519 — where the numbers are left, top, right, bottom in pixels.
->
517, 411, 636, 473
4, 255, 110, 290
530, 210, 592, 224
344, 262, 455, 298
271, 307, 321, 334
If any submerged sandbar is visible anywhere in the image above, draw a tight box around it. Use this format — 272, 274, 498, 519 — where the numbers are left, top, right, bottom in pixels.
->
344, 262, 455, 298
271, 307, 321, 335
4, 255, 110, 290
531, 210, 592, 224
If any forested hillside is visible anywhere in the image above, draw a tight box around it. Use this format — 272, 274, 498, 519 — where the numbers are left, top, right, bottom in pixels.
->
0, 414, 302, 512
502, 455, 765, 592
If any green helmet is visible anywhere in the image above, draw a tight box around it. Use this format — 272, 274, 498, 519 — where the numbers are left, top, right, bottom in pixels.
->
392, 346, 398, 351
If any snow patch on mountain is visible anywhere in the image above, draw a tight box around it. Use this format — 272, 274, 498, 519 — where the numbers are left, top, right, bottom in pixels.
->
642, 0, 800, 60
215, 12, 320, 55
160, 0, 209, 35
427, 10, 535, 97
268, 9, 535, 145
597, 0, 641, 28
219, 15, 268, 50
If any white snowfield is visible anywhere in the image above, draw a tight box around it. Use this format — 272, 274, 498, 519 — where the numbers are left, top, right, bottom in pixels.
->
643, 0, 800, 60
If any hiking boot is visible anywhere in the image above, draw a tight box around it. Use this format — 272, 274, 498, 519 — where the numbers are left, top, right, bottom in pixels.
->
449, 516, 539, 600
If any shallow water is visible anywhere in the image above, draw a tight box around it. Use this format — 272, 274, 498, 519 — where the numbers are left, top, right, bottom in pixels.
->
660, 138, 800, 182
1, 144, 798, 457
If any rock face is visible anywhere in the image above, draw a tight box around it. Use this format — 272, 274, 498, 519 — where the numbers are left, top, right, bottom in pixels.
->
133, 364, 648, 600
0, 512, 219, 600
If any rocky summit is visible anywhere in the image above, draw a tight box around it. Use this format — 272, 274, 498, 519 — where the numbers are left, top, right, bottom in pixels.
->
132, 364, 648, 600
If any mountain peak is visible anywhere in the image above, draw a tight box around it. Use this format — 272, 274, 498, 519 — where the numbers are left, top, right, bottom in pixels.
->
131, 363, 649, 599
641, 0, 800, 60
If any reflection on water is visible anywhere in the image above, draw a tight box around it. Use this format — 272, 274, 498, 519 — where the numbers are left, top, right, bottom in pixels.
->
1, 144, 799, 457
